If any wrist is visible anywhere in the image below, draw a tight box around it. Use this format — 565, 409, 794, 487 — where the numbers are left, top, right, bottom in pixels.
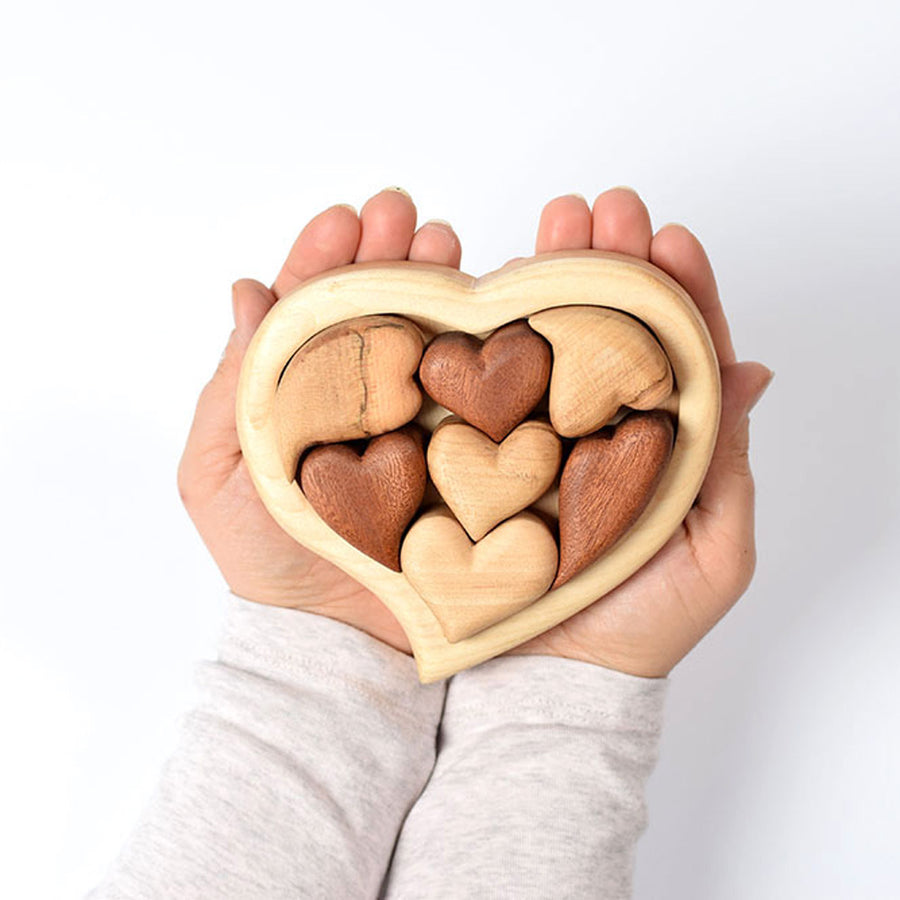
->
306, 603, 414, 656
224, 567, 414, 656
505, 634, 672, 678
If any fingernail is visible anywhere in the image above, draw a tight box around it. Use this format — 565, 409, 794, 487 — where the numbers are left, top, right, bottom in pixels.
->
383, 186, 412, 199
610, 185, 640, 195
748, 369, 775, 412
561, 192, 588, 204
424, 218, 454, 230
332, 202, 357, 215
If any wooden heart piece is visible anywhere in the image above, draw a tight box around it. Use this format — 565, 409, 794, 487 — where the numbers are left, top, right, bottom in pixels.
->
236, 251, 721, 682
529, 306, 673, 437
401, 507, 558, 643
555, 410, 675, 588
274, 315, 424, 478
418, 320, 551, 441
427, 418, 562, 541
299, 427, 426, 572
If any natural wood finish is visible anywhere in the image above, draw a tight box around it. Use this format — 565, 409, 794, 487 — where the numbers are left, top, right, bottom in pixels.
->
299, 427, 426, 572
555, 410, 675, 587
531, 485, 560, 519
427, 417, 561, 541
274, 315, 424, 479
400, 507, 558, 643
529, 306, 673, 437
236, 251, 721, 682
418, 320, 551, 441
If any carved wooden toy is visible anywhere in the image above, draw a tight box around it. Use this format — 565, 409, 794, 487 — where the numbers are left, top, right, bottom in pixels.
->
236, 251, 721, 682
427, 417, 562, 541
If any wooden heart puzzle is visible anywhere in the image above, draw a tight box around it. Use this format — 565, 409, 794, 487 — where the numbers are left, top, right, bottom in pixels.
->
236, 250, 721, 682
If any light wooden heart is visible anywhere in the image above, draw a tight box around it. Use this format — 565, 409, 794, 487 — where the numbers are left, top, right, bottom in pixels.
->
274, 315, 424, 478
529, 306, 673, 437
236, 251, 721, 683
401, 507, 559, 643
427, 418, 562, 541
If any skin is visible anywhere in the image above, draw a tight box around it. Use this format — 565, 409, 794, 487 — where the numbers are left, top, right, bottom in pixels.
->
178, 186, 772, 677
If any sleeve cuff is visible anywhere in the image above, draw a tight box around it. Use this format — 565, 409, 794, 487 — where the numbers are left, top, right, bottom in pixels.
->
444, 653, 668, 735
216, 593, 447, 729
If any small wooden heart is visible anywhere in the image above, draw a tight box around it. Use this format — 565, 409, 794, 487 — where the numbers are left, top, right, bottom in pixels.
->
427, 418, 562, 541
529, 306, 673, 437
555, 410, 675, 588
274, 315, 424, 478
236, 251, 721, 682
401, 507, 558, 643
419, 320, 552, 441
299, 427, 426, 572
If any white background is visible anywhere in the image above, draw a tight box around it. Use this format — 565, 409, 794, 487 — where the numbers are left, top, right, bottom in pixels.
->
1, 0, 898, 897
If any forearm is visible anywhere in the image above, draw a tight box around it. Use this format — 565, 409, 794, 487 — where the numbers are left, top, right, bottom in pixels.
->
381, 655, 667, 900
89, 595, 446, 900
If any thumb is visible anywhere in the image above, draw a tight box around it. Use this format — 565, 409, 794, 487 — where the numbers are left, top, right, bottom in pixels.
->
692, 360, 773, 536
178, 279, 276, 497
232, 277, 277, 351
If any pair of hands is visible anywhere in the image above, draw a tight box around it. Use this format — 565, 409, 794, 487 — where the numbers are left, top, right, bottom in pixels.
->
177, 187, 772, 679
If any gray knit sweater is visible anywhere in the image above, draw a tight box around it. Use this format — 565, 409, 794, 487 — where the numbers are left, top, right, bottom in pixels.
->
88, 594, 667, 899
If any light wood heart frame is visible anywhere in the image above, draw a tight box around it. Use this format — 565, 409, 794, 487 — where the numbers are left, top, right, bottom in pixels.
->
236, 250, 721, 682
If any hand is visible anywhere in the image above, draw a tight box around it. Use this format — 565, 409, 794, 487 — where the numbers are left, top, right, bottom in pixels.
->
504, 189, 773, 677
177, 189, 461, 654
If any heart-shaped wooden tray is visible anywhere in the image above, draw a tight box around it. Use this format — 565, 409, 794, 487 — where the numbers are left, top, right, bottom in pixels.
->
236, 250, 721, 682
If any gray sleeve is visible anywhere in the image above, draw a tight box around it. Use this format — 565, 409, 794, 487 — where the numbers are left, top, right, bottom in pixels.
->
381, 654, 668, 900
88, 595, 447, 900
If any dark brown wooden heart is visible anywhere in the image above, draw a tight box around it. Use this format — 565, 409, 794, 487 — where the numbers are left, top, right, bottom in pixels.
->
554, 410, 675, 588
299, 427, 426, 571
418, 320, 551, 441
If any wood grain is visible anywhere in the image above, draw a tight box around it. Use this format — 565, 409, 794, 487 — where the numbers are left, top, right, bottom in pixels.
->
299, 426, 426, 571
555, 410, 675, 587
418, 319, 551, 441
427, 417, 561, 541
401, 507, 559, 643
529, 306, 673, 437
274, 315, 424, 478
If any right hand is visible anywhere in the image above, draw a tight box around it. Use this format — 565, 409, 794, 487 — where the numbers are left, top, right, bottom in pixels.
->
177, 189, 462, 654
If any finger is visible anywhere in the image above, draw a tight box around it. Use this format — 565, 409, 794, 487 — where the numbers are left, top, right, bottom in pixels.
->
354, 187, 417, 262
650, 223, 736, 366
271, 204, 361, 299
535, 194, 592, 253
591, 186, 653, 258
408, 220, 462, 268
233, 277, 277, 348
690, 361, 773, 547
179, 279, 275, 495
